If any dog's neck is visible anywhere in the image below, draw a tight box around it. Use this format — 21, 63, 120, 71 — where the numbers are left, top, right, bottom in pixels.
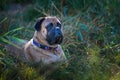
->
33, 31, 58, 48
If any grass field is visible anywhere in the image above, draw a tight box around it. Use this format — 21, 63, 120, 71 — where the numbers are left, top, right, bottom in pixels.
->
0, 0, 120, 80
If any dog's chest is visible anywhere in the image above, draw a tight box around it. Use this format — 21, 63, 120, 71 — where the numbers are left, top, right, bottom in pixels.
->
36, 50, 62, 64
25, 42, 65, 64
47, 51, 62, 61
28, 45, 63, 64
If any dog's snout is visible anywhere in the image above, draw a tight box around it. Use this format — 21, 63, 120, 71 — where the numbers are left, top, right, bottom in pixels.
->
53, 27, 63, 44
55, 27, 62, 36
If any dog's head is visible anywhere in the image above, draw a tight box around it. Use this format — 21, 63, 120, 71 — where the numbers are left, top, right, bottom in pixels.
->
34, 16, 63, 45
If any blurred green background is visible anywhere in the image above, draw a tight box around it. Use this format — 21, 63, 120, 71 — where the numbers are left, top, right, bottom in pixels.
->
0, 0, 120, 80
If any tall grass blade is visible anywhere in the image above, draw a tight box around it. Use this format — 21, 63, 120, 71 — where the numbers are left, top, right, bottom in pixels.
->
0, 37, 21, 49
3, 27, 24, 36
0, 17, 7, 24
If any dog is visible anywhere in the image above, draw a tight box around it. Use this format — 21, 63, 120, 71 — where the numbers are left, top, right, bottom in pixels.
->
6, 16, 67, 65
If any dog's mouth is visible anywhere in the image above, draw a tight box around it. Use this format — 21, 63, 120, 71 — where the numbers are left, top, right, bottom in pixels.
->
46, 35, 63, 45
54, 37, 63, 44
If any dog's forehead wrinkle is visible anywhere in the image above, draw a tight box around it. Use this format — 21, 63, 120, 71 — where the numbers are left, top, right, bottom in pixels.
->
43, 21, 60, 28
45, 17, 60, 23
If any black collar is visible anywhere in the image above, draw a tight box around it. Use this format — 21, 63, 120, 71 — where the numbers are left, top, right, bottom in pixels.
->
32, 39, 58, 50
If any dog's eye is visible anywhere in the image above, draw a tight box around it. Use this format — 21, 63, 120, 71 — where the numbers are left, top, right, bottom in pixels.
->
49, 23, 53, 26
57, 23, 61, 28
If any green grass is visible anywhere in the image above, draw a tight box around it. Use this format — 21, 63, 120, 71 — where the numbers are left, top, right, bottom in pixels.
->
0, 0, 120, 80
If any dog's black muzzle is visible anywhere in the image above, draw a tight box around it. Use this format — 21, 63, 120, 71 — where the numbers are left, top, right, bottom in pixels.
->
54, 27, 63, 44
46, 27, 63, 45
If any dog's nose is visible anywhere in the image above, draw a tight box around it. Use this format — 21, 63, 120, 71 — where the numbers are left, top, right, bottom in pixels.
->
55, 27, 62, 37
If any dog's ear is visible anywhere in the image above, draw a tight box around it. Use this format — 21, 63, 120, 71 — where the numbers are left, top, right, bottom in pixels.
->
34, 17, 45, 31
